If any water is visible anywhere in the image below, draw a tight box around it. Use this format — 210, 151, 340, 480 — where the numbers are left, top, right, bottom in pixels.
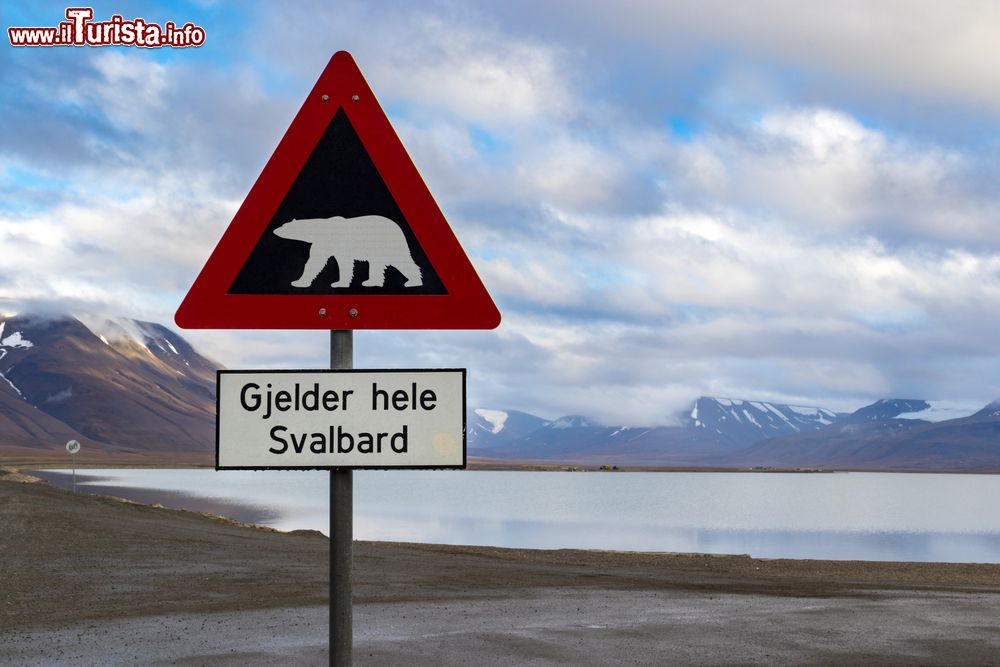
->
34, 469, 1000, 563
33, 468, 330, 534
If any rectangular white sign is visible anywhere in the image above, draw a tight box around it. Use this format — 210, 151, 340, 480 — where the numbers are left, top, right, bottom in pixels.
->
217, 369, 466, 469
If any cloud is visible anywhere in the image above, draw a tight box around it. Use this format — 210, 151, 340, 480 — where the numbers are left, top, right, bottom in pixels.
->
513, 133, 632, 212
4, 1, 1000, 426
564, 0, 1000, 113
0, 44, 298, 322
371, 16, 573, 127
442, 152, 1000, 422
3, 47, 293, 192
669, 107, 999, 246
479, 254, 587, 308
250, 2, 575, 127
68, 52, 170, 133
214, 24, 1000, 421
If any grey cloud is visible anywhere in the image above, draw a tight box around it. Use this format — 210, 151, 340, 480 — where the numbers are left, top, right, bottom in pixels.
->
5, 1, 1000, 426
2, 47, 293, 199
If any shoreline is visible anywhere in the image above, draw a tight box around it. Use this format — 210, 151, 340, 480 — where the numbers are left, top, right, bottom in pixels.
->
18, 466, 1000, 566
469, 458, 1000, 474
10, 466, 1000, 566
12, 457, 1000, 474
8, 467, 1000, 583
28, 468, 282, 529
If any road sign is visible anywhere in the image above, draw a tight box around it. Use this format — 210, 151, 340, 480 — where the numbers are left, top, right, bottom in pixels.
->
66, 439, 80, 493
175, 51, 500, 330
216, 368, 465, 469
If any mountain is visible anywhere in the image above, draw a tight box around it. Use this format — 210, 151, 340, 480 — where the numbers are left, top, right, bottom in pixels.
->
685, 397, 838, 444
837, 398, 979, 424
492, 416, 625, 462
469, 397, 841, 465
0, 314, 217, 464
838, 398, 931, 423
4, 315, 996, 471
733, 398, 1000, 470
467, 409, 550, 450
468, 396, 1000, 470
973, 400, 1000, 419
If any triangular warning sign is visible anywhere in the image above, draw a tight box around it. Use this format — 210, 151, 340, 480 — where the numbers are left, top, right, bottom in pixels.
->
175, 51, 500, 330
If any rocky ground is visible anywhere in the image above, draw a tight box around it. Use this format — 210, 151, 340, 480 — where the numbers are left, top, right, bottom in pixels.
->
2, 469, 1000, 665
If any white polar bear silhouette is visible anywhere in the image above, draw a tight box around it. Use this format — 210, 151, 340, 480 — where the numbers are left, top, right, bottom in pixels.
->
273, 215, 423, 288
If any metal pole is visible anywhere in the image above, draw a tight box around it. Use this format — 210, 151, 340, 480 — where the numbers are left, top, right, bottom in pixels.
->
330, 330, 353, 666
72, 453, 76, 494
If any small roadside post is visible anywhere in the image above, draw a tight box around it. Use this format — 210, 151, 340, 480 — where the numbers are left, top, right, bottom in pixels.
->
176, 51, 500, 665
65, 439, 80, 493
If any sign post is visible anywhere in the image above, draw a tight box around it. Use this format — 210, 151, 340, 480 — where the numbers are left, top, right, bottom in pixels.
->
214, 359, 465, 664
329, 331, 352, 666
177, 50, 500, 666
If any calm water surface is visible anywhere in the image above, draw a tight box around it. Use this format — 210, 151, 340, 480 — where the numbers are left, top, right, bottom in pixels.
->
37, 469, 1000, 563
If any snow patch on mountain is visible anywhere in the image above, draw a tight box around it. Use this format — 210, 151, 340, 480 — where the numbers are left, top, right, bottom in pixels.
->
786, 405, 836, 422
0, 372, 25, 399
0, 344, 27, 400
799, 405, 833, 423
474, 409, 508, 434
742, 409, 761, 428
760, 402, 794, 427
895, 401, 980, 422
0, 330, 34, 348
690, 403, 703, 428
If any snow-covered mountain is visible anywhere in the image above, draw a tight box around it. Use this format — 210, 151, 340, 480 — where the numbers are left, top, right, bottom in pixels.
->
468, 396, 1000, 470
4, 314, 996, 471
736, 398, 1000, 471
836, 398, 970, 424
685, 397, 838, 443
467, 408, 550, 449
974, 400, 1000, 419
469, 397, 843, 464
0, 313, 217, 463
837, 398, 981, 423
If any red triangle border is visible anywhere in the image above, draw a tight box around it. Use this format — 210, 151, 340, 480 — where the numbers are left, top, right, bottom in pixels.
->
175, 51, 501, 330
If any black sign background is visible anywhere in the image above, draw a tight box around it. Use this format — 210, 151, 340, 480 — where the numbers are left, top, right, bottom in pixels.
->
228, 109, 446, 295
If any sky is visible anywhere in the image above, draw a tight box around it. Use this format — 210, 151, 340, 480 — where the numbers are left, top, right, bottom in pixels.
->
2, 0, 1000, 425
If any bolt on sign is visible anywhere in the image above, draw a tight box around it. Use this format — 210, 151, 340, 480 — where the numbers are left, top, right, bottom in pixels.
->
217, 369, 465, 469
175, 50, 500, 331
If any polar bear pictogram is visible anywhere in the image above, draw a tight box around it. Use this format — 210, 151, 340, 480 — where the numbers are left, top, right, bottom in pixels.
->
274, 215, 424, 289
